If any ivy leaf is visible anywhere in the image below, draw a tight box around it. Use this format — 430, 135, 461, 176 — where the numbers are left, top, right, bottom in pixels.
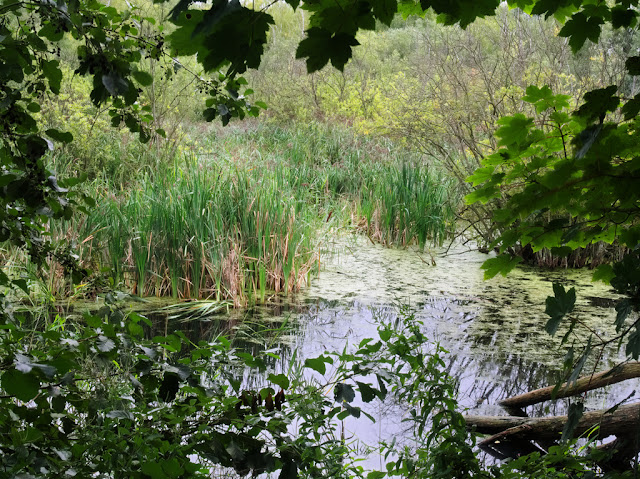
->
544, 283, 576, 336
558, 12, 603, 53
480, 255, 522, 280
334, 382, 355, 403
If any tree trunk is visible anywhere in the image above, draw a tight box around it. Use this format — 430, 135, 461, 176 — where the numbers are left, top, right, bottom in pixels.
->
499, 362, 640, 409
465, 402, 640, 440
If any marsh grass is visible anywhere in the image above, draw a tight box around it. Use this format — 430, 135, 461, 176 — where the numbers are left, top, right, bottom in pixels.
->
71, 157, 318, 306
15, 122, 456, 305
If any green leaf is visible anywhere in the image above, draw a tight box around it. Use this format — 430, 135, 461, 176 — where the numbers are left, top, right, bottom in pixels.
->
611, 6, 637, 29
356, 381, 380, 402
627, 324, 640, 359
615, 299, 632, 332
558, 12, 603, 53
159, 372, 180, 402
466, 166, 495, 187
267, 373, 290, 390
367, 472, 386, 479
304, 355, 333, 375
106, 410, 135, 420
27, 102, 41, 113
567, 338, 591, 386
2, 369, 40, 401
626, 56, 640, 76
544, 283, 576, 336
334, 382, 355, 403
225, 440, 245, 461
97, 335, 116, 352
481, 255, 523, 280
621, 94, 640, 121
343, 402, 361, 418
561, 401, 584, 441
592, 264, 614, 284
296, 28, 359, 72
495, 114, 533, 147
46, 129, 73, 144
133, 70, 154, 86
236, 352, 266, 371
142, 461, 167, 478
161, 458, 184, 477
372, 0, 397, 25
42, 60, 63, 94
102, 72, 130, 97
575, 85, 619, 122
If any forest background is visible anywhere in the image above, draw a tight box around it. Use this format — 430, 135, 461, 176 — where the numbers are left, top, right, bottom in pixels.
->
2, 0, 640, 477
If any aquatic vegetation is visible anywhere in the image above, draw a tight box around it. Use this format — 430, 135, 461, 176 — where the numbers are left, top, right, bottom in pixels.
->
72, 160, 318, 306
16, 122, 457, 304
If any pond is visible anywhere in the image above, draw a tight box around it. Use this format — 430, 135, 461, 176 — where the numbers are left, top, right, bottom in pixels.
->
138, 235, 636, 470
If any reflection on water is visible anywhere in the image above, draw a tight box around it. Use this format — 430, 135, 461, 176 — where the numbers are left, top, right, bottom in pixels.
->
290, 237, 634, 413
153, 236, 637, 461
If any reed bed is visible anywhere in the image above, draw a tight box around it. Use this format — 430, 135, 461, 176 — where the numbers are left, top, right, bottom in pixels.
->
69, 159, 317, 306
30, 122, 456, 304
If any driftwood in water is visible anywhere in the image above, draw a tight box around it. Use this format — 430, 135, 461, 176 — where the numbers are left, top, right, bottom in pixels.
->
499, 362, 640, 410
468, 403, 640, 470
466, 402, 640, 440
466, 362, 640, 471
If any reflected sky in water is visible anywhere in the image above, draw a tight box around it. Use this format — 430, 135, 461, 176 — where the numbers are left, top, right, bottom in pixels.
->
155, 236, 639, 466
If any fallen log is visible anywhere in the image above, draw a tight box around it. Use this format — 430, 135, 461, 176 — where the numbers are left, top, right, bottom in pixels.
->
465, 401, 640, 440
499, 362, 640, 409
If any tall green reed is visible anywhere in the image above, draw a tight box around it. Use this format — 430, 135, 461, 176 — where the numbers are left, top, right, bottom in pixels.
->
73, 156, 318, 305
31, 121, 456, 304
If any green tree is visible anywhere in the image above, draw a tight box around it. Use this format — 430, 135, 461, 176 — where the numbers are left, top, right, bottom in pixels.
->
3, 0, 640, 476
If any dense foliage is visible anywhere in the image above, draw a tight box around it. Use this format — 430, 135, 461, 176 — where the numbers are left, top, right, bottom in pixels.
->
3, 0, 640, 477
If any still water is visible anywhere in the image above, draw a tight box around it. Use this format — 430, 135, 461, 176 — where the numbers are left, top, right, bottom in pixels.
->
155, 236, 636, 467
